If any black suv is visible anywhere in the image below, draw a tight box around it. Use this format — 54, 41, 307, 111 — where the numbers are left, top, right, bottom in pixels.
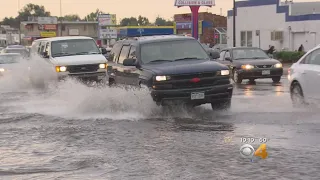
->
106, 35, 233, 110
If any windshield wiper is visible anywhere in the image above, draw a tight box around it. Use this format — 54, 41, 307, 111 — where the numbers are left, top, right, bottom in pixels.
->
174, 57, 202, 61
251, 57, 267, 59
52, 53, 73, 57
234, 57, 249, 60
148, 59, 173, 63
74, 52, 100, 55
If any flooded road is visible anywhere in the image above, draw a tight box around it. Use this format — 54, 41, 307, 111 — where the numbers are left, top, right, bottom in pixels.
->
0, 77, 319, 180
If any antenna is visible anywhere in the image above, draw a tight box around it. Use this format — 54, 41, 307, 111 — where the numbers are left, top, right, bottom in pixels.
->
220, 8, 222, 15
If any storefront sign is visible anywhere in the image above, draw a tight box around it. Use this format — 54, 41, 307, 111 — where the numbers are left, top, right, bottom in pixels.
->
99, 27, 117, 39
69, 29, 79, 35
98, 14, 117, 26
38, 17, 57, 24
40, 31, 56, 37
38, 24, 57, 30
175, 21, 203, 34
174, 0, 215, 6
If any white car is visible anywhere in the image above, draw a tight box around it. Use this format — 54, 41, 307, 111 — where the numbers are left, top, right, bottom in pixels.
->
288, 46, 320, 106
28, 36, 108, 85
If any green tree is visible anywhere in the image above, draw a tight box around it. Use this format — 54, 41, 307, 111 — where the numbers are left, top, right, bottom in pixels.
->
155, 16, 174, 26
84, 9, 104, 21
18, 3, 51, 21
137, 15, 150, 26
59, 14, 81, 21
120, 17, 138, 26
1, 3, 51, 28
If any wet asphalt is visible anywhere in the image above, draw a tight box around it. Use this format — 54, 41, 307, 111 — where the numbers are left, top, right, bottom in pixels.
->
0, 76, 319, 180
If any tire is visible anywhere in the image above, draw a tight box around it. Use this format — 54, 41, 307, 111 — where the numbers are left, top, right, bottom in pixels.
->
211, 99, 231, 110
272, 76, 281, 83
290, 82, 305, 107
232, 69, 242, 84
108, 78, 115, 87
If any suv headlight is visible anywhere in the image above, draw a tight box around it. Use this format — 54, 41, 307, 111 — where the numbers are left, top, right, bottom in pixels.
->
241, 64, 254, 70
274, 63, 282, 68
0, 68, 5, 72
55, 66, 67, 72
155, 75, 170, 81
99, 63, 108, 69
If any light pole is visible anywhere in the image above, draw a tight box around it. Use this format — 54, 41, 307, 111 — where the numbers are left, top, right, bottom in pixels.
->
233, 0, 236, 47
18, 0, 22, 45
59, 0, 62, 36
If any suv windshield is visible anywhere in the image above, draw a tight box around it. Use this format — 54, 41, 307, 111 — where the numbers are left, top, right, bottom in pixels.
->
140, 40, 209, 63
232, 48, 269, 60
0, 55, 20, 64
51, 39, 100, 57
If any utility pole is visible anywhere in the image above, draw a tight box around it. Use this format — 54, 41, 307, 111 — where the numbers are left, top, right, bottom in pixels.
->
59, 0, 62, 36
18, 0, 22, 45
233, 0, 236, 47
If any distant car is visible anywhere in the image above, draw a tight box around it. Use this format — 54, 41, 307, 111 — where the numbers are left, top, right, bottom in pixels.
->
288, 45, 320, 106
1, 47, 29, 58
106, 35, 233, 110
216, 47, 283, 83
7, 45, 25, 49
100, 47, 111, 59
0, 53, 22, 76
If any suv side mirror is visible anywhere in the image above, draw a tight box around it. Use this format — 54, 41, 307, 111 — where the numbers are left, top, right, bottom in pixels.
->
209, 51, 220, 59
225, 57, 232, 61
101, 48, 107, 54
123, 58, 137, 66
42, 51, 49, 58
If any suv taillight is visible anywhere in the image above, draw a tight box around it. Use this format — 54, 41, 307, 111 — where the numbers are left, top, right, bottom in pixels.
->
288, 68, 291, 75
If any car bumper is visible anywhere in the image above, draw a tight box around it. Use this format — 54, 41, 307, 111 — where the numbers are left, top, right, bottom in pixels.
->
58, 71, 107, 82
150, 84, 233, 105
238, 68, 283, 79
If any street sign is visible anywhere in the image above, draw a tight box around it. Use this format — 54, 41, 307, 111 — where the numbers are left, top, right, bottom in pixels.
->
38, 17, 57, 24
98, 14, 117, 26
174, 0, 215, 6
99, 27, 117, 39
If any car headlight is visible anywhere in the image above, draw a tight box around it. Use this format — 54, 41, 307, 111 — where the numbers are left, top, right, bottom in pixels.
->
274, 63, 282, 68
218, 70, 230, 76
99, 63, 107, 69
0, 68, 4, 72
155, 75, 170, 81
55, 66, 67, 72
241, 64, 254, 70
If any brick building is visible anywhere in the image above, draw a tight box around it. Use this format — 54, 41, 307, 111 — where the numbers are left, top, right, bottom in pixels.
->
174, 12, 227, 45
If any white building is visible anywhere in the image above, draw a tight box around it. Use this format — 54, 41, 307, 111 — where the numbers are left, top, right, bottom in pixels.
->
227, 0, 320, 51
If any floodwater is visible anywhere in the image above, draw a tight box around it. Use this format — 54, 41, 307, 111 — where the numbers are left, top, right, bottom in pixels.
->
0, 59, 319, 180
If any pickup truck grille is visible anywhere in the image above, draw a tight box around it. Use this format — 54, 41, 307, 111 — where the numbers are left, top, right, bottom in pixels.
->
67, 64, 99, 73
255, 65, 273, 68
153, 72, 230, 90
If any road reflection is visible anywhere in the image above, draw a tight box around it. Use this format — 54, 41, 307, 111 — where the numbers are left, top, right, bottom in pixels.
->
233, 79, 286, 97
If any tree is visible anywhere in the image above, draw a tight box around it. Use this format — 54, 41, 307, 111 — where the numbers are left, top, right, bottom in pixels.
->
155, 16, 174, 26
84, 9, 104, 21
0, 17, 19, 28
120, 17, 138, 26
18, 3, 51, 21
59, 14, 81, 21
137, 15, 150, 26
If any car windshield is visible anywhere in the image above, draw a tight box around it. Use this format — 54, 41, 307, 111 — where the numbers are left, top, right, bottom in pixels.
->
140, 40, 209, 63
0, 55, 20, 64
232, 48, 269, 60
51, 39, 100, 57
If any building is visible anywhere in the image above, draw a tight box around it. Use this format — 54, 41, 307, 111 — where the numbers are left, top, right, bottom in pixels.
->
118, 26, 175, 38
174, 12, 227, 45
0, 25, 22, 46
21, 20, 98, 46
227, 0, 320, 51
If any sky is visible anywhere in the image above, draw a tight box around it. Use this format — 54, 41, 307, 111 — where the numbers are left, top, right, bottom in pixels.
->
0, 0, 318, 22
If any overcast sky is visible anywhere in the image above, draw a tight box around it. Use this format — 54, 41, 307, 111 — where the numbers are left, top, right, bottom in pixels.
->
1, 0, 317, 21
